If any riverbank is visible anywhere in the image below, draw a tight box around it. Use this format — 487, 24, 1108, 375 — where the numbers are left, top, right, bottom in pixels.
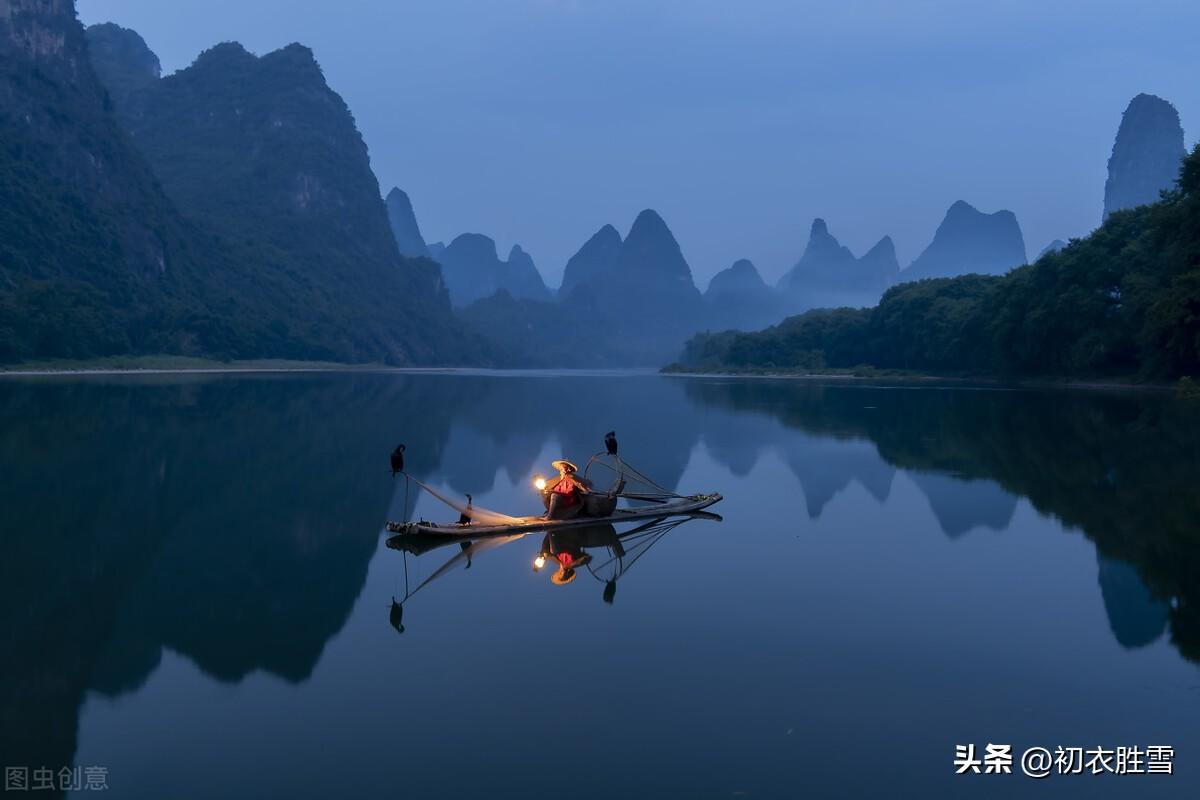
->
0, 356, 1188, 396
0, 355, 399, 376
659, 363, 1184, 394
0, 356, 664, 379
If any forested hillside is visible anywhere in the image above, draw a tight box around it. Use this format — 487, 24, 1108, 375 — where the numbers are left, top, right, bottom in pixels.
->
0, 5, 474, 365
676, 145, 1200, 380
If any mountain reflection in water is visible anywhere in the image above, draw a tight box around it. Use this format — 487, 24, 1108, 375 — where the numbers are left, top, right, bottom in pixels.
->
1, 372, 1197, 798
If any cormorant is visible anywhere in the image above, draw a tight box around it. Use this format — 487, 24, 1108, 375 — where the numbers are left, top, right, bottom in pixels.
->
390, 444, 406, 476
604, 431, 618, 456
457, 494, 473, 525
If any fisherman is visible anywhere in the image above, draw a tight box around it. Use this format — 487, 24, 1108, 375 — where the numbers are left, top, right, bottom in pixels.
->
541, 459, 589, 520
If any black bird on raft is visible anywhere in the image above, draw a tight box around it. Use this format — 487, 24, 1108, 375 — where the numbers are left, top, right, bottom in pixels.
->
390, 444, 406, 476
457, 494, 473, 526
605, 431, 619, 456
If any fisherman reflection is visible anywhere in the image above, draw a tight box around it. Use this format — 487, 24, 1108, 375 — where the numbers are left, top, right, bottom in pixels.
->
539, 459, 591, 520
533, 524, 625, 591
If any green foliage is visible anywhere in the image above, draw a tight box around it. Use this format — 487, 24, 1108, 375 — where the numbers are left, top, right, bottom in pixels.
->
683, 145, 1200, 380
1, 22, 478, 365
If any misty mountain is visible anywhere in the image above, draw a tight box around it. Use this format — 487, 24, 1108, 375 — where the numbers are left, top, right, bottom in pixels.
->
777, 219, 899, 309
778, 219, 856, 293
858, 237, 901, 292
554, 209, 705, 319
704, 259, 787, 331
1103, 93, 1186, 221
902, 200, 1026, 281
707, 259, 770, 299
466, 209, 709, 365
558, 208, 706, 357
610, 209, 703, 305
437, 234, 550, 306
1037, 239, 1066, 259
559, 223, 622, 298
385, 186, 429, 258
92, 32, 470, 363
679, 143, 1200, 378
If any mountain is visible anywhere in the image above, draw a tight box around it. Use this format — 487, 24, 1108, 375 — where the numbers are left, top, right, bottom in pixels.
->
384, 187, 429, 258
1037, 239, 1067, 259
437, 233, 550, 306
95, 35, 469, 363
707, 259, 769, 299
704, 259, 786, 331
563, 208, 705, 361
0, 2, 270, 360
778, 219, 856, 293
678, 144, 1200, 378
84, 21, 159, 106
559, 223, 621, 298
1103, 93, 1186, 220
609, 209, 703, 303
857, 236, 901, 291
504, 244, 552, 301
467, 209, 705, 366
776, 220, 899, 309
903, 200, 1026, 281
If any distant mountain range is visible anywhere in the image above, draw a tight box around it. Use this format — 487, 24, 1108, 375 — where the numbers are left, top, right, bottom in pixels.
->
1, 0, 1192, 368
456, 208, 708, 365
436, 234, 550, 307
678, 142, 1200, 379
382, 177, 1056, 363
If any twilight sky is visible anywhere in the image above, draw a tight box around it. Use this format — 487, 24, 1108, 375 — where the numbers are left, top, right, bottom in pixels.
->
80, 0, 1199, 289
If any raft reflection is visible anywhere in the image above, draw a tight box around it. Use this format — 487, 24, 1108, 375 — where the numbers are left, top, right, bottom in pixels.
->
386, 514, 723, 626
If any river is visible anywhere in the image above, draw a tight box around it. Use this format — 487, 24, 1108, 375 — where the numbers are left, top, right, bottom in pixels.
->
1, 371, 1196, 798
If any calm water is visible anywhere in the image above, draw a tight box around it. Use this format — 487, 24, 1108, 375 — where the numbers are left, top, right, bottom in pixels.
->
1, 372, 1198, 798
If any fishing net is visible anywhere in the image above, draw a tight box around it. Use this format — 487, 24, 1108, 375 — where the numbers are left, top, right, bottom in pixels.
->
407, 475, 525, 526
583, 453, 683, 504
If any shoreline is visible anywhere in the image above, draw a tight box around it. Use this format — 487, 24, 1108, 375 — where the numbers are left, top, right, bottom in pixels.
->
0, 358, 1179, 393
0, 357, 661, 378
659, 369, 1175, 393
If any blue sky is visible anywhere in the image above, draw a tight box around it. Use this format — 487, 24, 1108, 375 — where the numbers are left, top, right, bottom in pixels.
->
79, 0, 1200, 288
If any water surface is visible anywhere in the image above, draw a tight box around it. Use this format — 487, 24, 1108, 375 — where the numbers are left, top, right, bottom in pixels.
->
1, 372, 1197, 798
